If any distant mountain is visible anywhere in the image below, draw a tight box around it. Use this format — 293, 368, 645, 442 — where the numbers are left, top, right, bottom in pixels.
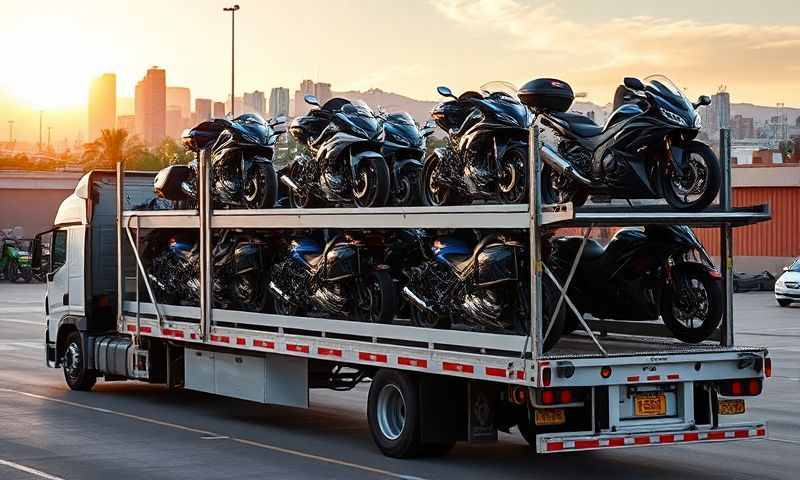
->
332, 88, 438, 124
731, 103, 800, 126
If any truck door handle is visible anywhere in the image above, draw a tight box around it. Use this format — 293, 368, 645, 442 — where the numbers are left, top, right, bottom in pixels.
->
63, 293, 69, 306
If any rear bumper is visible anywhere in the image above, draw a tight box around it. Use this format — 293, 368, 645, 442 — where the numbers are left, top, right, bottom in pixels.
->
537, 422, 766, 453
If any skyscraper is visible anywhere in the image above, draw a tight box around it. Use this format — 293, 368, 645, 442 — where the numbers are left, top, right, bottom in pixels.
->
269, 87, 290, 117
166, 87, 191, 120
166, 107, 183, 139
314, 82, 332, 105
293, 79, 316, 116
243, 90, 266, 116
213, 101, 226, 118
195, 98, 212, 122
134, 66, 166, 146
88, 73, 116, 141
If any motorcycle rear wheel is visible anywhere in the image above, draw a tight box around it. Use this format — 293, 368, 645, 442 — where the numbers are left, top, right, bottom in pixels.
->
287, 162, 322, 208
421, 154, 467, 206
661, 263, 722, 343
353, 157, 391, 208
540, 164, 588, 207
660, 141, 720, 212
497, 146, 529, 204
243, 161, 277, 209
356, 270, 397, 323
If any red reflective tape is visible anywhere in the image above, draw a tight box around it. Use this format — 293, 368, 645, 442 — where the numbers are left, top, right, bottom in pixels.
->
546, 441, 564, 452
443, 362, 474, 374
397, 356, 427, 368
539, 361, 550, 366
253, 339, 274, 349
708, 431, 726, 440
627, 375, 640, 382
634, 436, 650, 445
667, 374, 680, 380
190, 333, 198, 340
318, 347, 342, 357
236, 337, 246, 346
574, 439, 600, 449
359, 352, 387, 363
608, 437, 625, 447
126, 325, 136, 332
683, 432, 699, 442
646, 375, 660, 381
485, 367, 507, 378
211, 335, 230, 343
756, 428, 766, 436
734, 430, 749, 439
139, 326, 152, 334
163, 328, 184, 338
287, 344, 309, 354
659, 434, 675, 443
516, 370, 525, 380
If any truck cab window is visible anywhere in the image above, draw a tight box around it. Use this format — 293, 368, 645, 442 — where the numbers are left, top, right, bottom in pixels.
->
52, 230, 67, 271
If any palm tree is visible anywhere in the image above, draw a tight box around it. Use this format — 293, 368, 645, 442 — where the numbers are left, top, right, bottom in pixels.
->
82, 128, 144, 170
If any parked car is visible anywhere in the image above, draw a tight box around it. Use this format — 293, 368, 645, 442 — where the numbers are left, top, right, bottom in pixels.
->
775, 257, 800, 307
734, 271, 776, 293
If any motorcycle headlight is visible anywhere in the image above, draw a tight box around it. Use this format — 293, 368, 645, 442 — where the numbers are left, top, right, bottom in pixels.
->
660, 107, 688, 127
388, 133, 409, 146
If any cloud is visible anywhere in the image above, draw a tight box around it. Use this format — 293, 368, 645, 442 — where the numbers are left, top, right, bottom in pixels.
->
432, 0, 800, 104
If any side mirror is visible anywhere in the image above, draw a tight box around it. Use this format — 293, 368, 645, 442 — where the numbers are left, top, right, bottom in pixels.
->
436, 86, 456, 99
695, 95, 711, 107
783, 266, 790, 272
623, 77, 645, 91
304, 95, 319, 107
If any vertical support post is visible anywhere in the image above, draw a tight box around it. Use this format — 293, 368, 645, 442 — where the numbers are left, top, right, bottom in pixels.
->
198, 149, 213, 340
135, 216, 140, 346
116, 161, 124, 334
529, 126, 544, 361
719, 128, 734, 346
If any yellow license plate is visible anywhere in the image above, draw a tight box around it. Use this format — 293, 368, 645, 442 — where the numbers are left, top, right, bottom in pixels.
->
634, 393, 667, 417
719, 399, 746, 415
535, 408, 566, 426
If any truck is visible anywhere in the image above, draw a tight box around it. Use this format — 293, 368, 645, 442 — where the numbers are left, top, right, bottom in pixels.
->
34, 129, 772, 457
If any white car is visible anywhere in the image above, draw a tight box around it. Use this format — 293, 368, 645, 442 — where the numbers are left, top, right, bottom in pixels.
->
775, 257, 800, 307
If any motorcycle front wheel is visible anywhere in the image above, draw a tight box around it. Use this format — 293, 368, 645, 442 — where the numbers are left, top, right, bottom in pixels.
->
393, 168, 423, 206
243, 161, 277, 209
355, 270, 397, 323
497, 146, 529, 204
353, 157, 391, 208
287, 162, 322, 208
661, 263, 722, 343
540, 163, 588, 207
421, 154, 466, 206
660, 141, 720, 212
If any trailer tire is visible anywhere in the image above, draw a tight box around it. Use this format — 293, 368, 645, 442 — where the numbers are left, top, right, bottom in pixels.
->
63, 331, 96, 391
367, 369, 425, 458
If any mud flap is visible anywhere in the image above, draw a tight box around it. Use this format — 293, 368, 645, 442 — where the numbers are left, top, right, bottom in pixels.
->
419, 375, 467, 444
468, 381, 499, 443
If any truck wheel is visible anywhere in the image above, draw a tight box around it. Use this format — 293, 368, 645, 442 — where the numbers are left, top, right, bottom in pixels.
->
63, 331, 96, 391
368, 370, 425, 458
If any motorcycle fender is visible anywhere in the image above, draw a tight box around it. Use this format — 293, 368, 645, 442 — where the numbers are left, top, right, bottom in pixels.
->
394, 158, 423, 177
350, 150, 384, 178
319, 132, 363, 164
494, 139, 527, 172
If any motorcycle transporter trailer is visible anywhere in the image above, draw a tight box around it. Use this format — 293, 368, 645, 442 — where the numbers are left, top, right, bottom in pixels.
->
36, 127, 773, 456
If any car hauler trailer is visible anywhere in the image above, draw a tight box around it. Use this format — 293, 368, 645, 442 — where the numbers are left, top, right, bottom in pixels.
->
36, 128, 772, 456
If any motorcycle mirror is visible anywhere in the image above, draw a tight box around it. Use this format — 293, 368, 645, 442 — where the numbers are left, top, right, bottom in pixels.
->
304, 94, 320, 107
695, 95, 711, 107
623, 77, 645, 91
437, 86, 456, 99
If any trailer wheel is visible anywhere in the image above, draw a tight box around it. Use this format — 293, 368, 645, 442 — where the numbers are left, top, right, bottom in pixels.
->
368, 370, 426, 458
63, 331, 96, 391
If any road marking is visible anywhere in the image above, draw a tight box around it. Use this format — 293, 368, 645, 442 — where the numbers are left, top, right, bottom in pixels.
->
0, 388, 429, 480
200, 435, 229, 440
0, 459, 65, 480
0, 318, 42, 325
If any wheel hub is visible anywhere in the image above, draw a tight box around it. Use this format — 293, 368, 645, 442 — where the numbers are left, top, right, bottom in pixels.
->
376, 384, 406, 440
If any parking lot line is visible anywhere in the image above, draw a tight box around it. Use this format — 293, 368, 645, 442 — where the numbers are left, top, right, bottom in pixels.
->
0, 459, 65, 480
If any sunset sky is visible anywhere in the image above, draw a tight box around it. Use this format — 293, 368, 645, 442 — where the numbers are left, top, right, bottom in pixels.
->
2, 0, 799, 142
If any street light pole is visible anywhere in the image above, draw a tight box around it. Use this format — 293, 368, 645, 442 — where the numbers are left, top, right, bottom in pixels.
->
223, 4, 240, 117
39, 111, 43, 152
47, 126, 53, 151
7, 120, 13, 143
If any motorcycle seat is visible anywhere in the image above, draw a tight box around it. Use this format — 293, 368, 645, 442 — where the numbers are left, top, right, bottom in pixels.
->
581, 239, 605, 260
302, 236, 346, 270
551, 112, 604, 138
554, 236, 605, 262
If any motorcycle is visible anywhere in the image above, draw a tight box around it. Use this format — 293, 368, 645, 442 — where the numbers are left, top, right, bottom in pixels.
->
283, 96, 391, 208
518, 75, 720, 211
379, 111, 435, 205
268, 232, 396, 322
422, 81, 530, 206
401, 230, 566, 350
147, 230, 272, 312
548, 224, 723, 343
153, 113, 284, 209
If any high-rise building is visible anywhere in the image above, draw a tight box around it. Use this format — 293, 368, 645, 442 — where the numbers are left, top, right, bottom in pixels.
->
314, 82, 332, 105
88, 73, 116, 141
195, 98, 212, 122
166, 87, 191, 120
117, 115, 136, 134
293, 79, 316, 116
708, 88, 730, 132
269, 87, 290, 117
732, 114, 755, 140
166, 107, 184, 139
226, 96, 244, 117
213, 101, 226, 118
243, 90, 266, 116
134, 66, 167, 146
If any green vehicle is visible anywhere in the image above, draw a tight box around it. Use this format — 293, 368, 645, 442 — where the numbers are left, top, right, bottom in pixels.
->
1, 238, 34, 283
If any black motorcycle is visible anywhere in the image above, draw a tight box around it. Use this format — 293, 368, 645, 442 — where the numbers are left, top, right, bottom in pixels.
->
519, 76, 720, 211
401, 231, 566, 350
283, 96, 390, 208
423, 81, 530, 206
269, 232, 396, 322
548, 224, 722, 343
379, 111, 435, 205
154, 113, 283, 209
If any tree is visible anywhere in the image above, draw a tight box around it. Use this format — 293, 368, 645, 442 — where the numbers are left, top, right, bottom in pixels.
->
82, 129, 145, 170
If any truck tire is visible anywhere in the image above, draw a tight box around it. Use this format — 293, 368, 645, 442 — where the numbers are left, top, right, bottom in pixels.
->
63, 331, 96, 391
367, 369, 425, 458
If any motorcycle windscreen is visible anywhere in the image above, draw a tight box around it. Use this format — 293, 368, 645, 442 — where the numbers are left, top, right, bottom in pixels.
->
475, 244, 518, 287
323, 244, 360, 281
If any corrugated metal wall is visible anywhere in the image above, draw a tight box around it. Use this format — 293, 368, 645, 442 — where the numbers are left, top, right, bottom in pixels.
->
695, 187, 800, 257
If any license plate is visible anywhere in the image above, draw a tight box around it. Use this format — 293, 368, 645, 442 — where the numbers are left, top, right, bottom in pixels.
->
719, 399, 746, 415
535, 408, 566, 426
634, 393, 667, 417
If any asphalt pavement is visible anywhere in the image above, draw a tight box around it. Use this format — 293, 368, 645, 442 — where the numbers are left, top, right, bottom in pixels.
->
0, 282, 798, 480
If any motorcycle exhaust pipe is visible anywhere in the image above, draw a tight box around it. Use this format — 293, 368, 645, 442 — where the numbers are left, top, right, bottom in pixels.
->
280, 175, 300, 192
402, 286, 433, 312
268, 281, 292, 303
540, 143, 592, 186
